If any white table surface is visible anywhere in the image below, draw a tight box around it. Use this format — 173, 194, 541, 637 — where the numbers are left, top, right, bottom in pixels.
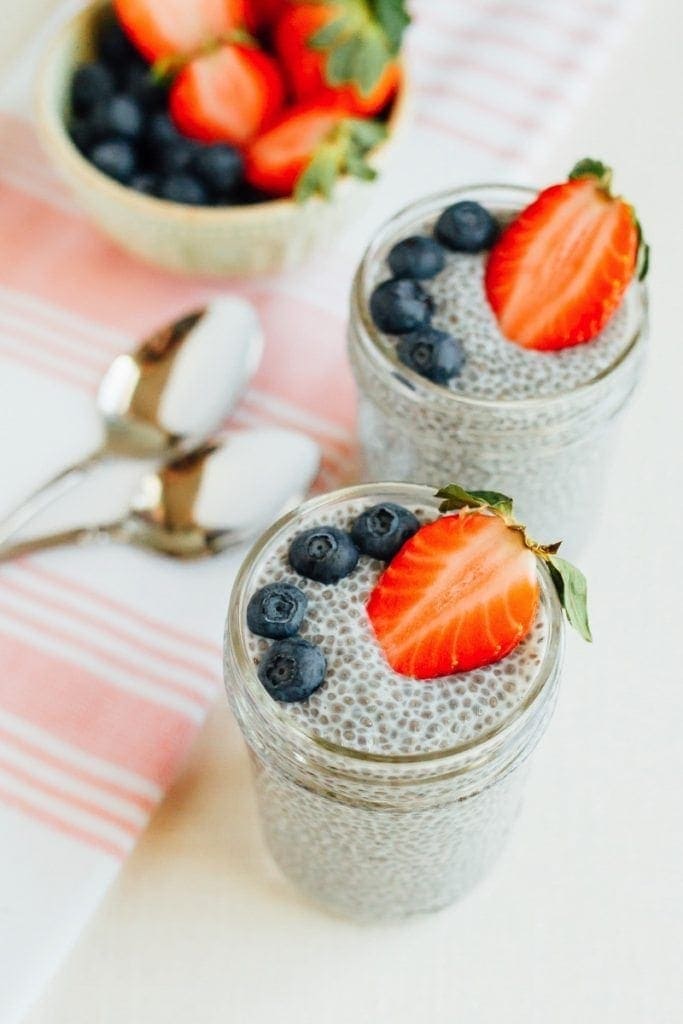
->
2, 2, 682, 1022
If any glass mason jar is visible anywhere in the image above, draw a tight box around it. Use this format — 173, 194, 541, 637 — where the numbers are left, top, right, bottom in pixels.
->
348, 185, 648, 552
224, 483, 564, 922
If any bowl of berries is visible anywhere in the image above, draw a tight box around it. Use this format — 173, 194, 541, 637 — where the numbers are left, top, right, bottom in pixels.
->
36, 0, 409, 276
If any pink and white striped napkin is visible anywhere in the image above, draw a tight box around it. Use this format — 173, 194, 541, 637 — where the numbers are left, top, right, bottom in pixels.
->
0, 2, 639, 1020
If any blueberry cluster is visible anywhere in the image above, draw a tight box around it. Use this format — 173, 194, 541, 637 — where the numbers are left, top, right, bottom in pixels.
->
68, 19, 256, 206
369, 200, 499, 385
247, 503, 419, 703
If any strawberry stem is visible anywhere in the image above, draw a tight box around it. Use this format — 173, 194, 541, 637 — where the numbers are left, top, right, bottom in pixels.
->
151, 29, 258, 82
568, 157, 613, 193
294, 117, 386, 202
436, 484, 592, 642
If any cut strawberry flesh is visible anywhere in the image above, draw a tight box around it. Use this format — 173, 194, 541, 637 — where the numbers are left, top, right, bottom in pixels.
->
114, 0, 246, 62
367, 513, 539, 679
485, 177, 638, 351
245, 103, 346, 195
169, 45, 284, 145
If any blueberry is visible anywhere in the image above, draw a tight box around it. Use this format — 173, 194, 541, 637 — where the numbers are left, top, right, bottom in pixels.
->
130, 172, 159, 196
147, 112, 180, 148
159, 141, 199, 175
89, 94, 144, 141
146, 115, 199, 174
69, 117, 94, 153
351, 503, 420, 562
71, 61, 115, 115
247, 582, 308, 640
99, 20, 141, 69
89, 139, 136, 183
387, 235, 445, 280
121, 64, 167, 111
257, 638, 326, 703
369, 278, 433, 335
155, 139, 199, 176
435, 200, 499, 253
289, 526, 359, 583
159, 173, 209, 205
396, 328, 466, 384
192, 144, 244, 198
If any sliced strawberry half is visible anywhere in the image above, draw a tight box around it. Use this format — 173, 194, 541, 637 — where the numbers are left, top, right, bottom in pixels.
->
169, 43, 284, 146
274, 2, 405, 116
485, 159, 648, 351
245, 101, 386, 199
114, 0, 247, 62
368, 483, 592, 680
367, 511, 540, 679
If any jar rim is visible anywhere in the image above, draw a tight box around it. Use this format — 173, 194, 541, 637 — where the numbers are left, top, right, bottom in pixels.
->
224, 482, 565, 778
351, 182, 648, 415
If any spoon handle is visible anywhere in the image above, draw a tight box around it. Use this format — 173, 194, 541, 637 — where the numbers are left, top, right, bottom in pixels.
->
0, 521, 126, 563
0, 447, 106, 547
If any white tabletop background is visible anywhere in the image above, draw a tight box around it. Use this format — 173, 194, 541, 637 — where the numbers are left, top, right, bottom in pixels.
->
1, 1, 681, 1022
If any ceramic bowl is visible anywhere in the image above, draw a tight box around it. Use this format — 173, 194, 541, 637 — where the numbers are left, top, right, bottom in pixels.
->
35, 0, 409, 277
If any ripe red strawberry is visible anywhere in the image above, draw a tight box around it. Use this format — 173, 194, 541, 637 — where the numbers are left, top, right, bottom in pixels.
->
169, 43, 284, 146
367, 512, 540, 679
245, 101, 385, 198
485, 159, 647, 351
114, 0, 247, 63
274, 3, 404, 116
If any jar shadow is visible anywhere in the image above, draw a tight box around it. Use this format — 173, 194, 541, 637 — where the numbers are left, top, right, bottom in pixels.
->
142, 703, 303, 912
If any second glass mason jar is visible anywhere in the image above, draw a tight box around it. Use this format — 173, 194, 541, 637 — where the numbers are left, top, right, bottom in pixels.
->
348, 185, 648, 552
225, 483, 564, 922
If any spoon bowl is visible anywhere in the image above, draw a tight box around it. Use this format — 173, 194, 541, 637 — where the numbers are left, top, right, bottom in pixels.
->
0, 428, 321, 562
0, 297, 263, 542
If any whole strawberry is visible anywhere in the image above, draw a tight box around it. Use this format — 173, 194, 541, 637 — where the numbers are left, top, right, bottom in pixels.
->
275, 0, 408, 116
367, 485, 591, 679
485, 159, 649, 351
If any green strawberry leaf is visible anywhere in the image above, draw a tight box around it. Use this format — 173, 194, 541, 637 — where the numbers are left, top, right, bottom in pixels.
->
369, 0, 411, 52
294, 117, 386, 203
309, 0, 410, 94
436, 484, 514, 517
468, 491, 514, 515
295, 149, 336, 202
546, 556, 592, 642
327, 35, 361, 85
310, 16, 348, 51
346, 116, 387, 148
634, 216, 650, 281
346, 151, 378, 180
353, 30, 390, 95
637, 242, 650, 281
568, 157, 613, 191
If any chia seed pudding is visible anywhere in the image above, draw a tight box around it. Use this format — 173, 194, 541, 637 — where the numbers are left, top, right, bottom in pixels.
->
225, 483, 564, 921
348, 184, 648, 551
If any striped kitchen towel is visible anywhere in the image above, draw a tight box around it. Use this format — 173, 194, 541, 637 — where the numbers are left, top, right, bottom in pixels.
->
0, 1, 639, 1021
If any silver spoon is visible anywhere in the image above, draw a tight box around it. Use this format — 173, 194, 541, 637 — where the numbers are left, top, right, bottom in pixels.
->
0, 296, 263, 545
0, 428, 320, 562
